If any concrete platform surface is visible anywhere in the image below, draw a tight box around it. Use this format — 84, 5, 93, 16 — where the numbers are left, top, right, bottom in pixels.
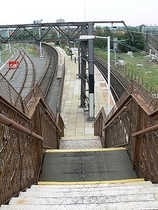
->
59, 48, 115, 138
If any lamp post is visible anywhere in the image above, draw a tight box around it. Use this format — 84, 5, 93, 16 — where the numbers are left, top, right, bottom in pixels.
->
0, 50, 2, 64
6, 27, 11, 53
39, 27, 43, 59
33, 19, 43, 59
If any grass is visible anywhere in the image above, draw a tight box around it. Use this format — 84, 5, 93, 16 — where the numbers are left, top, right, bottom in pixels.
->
14, 43, 39, 57
95, 48, 158, 92
0, 45, 13, 64
118, 52, 158, 91
0, 43, 40, 66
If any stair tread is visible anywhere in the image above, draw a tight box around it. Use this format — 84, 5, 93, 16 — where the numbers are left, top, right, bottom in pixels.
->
2, 201, 158, 210
2, 182, 158, 209
33, 180, 152, 188
18, 187, 158, 197
9, 193, 156, 205
60, 136, 102, 149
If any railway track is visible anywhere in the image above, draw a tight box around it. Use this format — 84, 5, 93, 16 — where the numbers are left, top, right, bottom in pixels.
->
39, 43, 63, 115
0, 43, 63, 115
95, 56, 130, 102
18, 48, 36, 96
39, 43, 58, 98
148, 34, 158, 54
1, 47, 36, 98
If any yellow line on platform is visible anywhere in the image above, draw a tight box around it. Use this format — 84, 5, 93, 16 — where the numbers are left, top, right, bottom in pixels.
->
38, 178, 144, 185
46, 147, 126, 153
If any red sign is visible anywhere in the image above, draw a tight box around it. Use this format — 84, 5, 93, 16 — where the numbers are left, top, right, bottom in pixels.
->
8, 61, 19, 69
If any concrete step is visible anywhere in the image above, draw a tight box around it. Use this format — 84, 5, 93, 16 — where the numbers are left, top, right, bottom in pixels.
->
1, 181, 158, 209
9, 192, 157, 204
19, 180, 157, 196
1, 201, 158, 210
19, 187, 158, 198
59, 136, 102, 149
32, 179, 153, 190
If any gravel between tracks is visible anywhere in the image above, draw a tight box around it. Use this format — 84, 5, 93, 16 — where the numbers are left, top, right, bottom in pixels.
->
0, 44, 65, 116
28, 44, 66, 115
0, 45, 48, 96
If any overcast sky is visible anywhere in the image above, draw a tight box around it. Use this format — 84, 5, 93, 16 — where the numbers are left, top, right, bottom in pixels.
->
0, 0, 157, 26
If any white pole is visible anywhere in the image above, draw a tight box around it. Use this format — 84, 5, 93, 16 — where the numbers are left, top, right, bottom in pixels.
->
8, 28, 11, 53
0, 50, 2, 64
107, 36, 111, 113
83, 0, 86, 21
39, 27, 43, 59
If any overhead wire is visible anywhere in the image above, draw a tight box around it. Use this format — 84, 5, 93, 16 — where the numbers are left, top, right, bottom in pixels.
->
123, 28, 158, 36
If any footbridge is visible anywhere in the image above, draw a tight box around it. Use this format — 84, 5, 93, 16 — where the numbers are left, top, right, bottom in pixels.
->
0, 48, 158, 209
0, 22, 158, 209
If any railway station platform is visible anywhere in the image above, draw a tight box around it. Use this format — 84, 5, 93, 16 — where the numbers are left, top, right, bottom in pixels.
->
38, 47, 138, 183
58, 47, 115, 144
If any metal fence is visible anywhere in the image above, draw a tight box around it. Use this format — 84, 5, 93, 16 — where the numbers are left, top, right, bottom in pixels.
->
0, 98, 43, 204
94, 81, 158, 183
0, 79, 65, 204
0, 74, 24, 113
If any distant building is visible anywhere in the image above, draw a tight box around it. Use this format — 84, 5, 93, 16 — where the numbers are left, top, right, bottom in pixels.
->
142, 25, 158, 32
56, 19, 65, 23
56, 19, 65, 31
33, 20, 43, 24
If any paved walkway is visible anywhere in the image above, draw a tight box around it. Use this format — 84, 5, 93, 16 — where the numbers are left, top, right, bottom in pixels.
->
58, 47, 115, 140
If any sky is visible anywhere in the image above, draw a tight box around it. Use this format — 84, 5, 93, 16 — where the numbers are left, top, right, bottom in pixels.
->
0, 0, 157, 26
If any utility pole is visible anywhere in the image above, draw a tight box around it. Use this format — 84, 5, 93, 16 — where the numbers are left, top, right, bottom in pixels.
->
0, 50, 2, 64
33, 19, 43, 59
113, 38, 118, 66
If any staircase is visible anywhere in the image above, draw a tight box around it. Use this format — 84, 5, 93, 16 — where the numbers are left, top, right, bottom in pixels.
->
1, 137, 158, 209
1, 180, 158, 209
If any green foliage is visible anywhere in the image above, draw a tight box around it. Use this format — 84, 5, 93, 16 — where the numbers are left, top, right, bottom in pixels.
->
95, 48, 158, 92
117, 28, 145, 53
94, 26, 112, 49
1, 48, 13, 63
94, 26, 146, 53
123, 28, 145, 52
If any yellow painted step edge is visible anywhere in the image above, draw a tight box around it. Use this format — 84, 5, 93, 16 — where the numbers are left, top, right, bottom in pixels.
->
38, 178, 144, 185
46, 147, 126, 153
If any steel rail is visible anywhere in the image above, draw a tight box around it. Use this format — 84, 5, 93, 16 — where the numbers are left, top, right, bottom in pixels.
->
3, 48, 21, 79
39, 43, 58, 98
17, 48, 36, 96
94, 56, 128, 101
148, 34, 158, 53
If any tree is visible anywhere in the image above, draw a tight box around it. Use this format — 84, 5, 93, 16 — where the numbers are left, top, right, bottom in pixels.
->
118, 27, 145, 52
94, 26, 146, 53
94, 26, 112, 49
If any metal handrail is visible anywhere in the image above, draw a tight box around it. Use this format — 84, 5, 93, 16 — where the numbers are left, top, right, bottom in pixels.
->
132, 124, 158, 137
0, 113, 43, 140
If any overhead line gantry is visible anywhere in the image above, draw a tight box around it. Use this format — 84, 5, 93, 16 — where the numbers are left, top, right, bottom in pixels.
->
0, 20, 128, 119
